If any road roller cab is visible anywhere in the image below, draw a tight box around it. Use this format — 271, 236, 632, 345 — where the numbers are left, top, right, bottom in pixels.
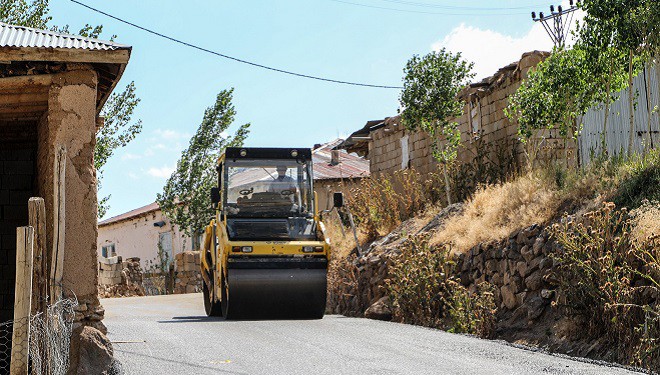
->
201, 147, 334, 319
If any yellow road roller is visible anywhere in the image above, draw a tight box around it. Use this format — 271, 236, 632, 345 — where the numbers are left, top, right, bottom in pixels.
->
201, 147, 339, 319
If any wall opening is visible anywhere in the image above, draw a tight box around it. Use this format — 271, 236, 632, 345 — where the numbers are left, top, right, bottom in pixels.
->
0, 121, 38, 323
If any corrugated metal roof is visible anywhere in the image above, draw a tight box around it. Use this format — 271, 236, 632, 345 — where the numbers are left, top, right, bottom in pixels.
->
312, 139, 370, 180
0, 22, 130, 50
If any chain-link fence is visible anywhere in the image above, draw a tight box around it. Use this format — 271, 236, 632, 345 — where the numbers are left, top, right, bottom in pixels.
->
0, 298, 77, 375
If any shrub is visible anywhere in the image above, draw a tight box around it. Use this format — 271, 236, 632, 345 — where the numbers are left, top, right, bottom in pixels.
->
348, 169, 442, 239
386, 236, 496, 338
612, 149, 660, 209
550, 202, 660, 369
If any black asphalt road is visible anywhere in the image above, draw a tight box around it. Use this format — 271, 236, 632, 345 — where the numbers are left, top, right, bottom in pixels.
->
103, 294, 640, 375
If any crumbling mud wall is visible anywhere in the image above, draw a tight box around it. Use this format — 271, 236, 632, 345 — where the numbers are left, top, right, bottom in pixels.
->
368, 51, 572, 177
36, 67, 103, 332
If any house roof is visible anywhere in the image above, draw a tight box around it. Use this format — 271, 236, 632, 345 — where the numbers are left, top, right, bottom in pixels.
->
0, 22, 130, 51
98, 201, 159, 227
312, 139, 369, 180
0, 22, 132, 113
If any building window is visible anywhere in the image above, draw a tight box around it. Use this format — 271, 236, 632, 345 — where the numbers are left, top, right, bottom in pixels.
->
102, 244, 115, 258
400, 135, 410, 170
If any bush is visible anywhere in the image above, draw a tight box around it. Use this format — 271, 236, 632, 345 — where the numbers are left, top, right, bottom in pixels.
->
550, 202, 660, 369
612, 149, 660, 209
386, 236, 496, 338
348, 169, 442, 239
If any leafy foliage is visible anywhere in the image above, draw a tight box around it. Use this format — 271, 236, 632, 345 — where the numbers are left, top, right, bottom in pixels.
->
0, 0, 50, 29
96, 82, 142, 218
158, 89, 250, 239
400, 48, 474, 164
506, 48, 607, 142
399, 49, 474, 203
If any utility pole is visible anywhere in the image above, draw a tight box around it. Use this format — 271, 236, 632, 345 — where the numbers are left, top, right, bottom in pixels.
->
531, 1, 580, 48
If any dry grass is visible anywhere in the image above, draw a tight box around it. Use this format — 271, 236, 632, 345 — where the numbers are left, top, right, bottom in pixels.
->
630, 201, 660, 245
431, 172, 560, 254
324, 212, 370, 260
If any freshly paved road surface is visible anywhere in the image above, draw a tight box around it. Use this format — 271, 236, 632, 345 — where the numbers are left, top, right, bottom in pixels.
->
103, 293, 640, 375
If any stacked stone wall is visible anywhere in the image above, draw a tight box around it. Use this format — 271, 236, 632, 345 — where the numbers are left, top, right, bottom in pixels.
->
97, 256, 145, 298
174, 251, 202, 294
329, 220, 559, 323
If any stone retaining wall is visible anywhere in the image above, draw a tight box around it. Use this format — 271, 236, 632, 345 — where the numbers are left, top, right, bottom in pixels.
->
328, 219, 558, 322
174, 251, 202, 294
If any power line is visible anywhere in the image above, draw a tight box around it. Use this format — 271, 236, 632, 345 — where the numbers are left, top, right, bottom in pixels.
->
329, 0, 531, 16
377, 0, 548, 11
68, 0, 403, 89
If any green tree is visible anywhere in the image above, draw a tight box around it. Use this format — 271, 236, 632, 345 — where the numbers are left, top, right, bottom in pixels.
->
0, 0, 49, 29
0, 0, 142, 218
507, 49, 598, 145
158, 89, 250, 240
399, 48, 474, 205
96, 82, 142, 218
579, 0, 656, 156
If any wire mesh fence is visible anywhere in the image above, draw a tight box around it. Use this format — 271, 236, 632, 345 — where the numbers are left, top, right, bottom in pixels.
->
0, 298, 77, 375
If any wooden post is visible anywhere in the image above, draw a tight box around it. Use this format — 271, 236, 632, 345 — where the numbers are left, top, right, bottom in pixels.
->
51, 146, 66, 301
29, 197, 48, 315
10, 226, 34, 375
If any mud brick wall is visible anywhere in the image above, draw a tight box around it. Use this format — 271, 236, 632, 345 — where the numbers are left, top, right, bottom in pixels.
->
368, 51, 574, 177
0, 145, 36, 323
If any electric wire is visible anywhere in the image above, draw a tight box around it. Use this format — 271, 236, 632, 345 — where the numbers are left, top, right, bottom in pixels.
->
329, 0, 531, 16
377, 0, 548, 11
68, 0, 403, 89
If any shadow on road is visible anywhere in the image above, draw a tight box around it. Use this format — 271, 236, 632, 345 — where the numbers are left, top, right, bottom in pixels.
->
157, 316, 229, 323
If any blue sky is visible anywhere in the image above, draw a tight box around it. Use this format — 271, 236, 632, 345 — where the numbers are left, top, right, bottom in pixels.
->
47, 0, 564, 219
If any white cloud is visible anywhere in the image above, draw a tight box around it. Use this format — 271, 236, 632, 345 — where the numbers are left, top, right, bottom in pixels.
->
154, 128, 191, 141
147, 166, 175, 179
432, 2, 583, 80
121, 153, 142, 161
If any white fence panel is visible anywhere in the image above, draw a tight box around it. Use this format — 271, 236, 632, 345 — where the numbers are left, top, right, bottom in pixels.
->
579, 62, 660, 166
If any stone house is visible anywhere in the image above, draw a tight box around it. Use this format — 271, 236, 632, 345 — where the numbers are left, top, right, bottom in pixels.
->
0, 22, 131, 371
338, 51, 572, 177
97, 139, 370, 267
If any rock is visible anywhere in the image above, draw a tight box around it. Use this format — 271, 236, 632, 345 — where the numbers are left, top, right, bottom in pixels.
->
524, 270, 543, 291
491, 273, 502, 286
539, 257, 553, 271
540, 289, 555, 299
364, 296, 393, 321
527, 296, 546, 320
500, 285, 518, 309
520, 245, 535, 262
516, 261, 528, 278
532, 237, 545, 256
70, 326, 114, 375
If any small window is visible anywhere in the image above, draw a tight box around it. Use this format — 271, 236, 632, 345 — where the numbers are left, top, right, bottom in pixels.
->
102, 244, 116, 258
